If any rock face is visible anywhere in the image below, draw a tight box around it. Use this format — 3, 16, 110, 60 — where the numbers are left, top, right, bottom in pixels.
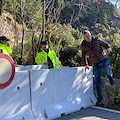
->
107, 3, 120, 28
94, 77, 120, 106
0, 12, 22, 46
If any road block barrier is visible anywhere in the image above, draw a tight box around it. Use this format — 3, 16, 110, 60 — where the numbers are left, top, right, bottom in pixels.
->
0, 53, 15, 89
15, 65, 46, 72
0, 71, 35, 120
0, 65, 97, 120
30, 67, 97, 120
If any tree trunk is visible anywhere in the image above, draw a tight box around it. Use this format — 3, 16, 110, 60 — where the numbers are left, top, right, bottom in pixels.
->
32, 30, 35, 64
20, 0, 25, 65
0, 0, 3, 15
42, 0, 45, 41
13, 0, 18, 46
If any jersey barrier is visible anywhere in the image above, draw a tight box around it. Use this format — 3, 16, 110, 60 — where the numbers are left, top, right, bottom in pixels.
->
0, 63, 97, 120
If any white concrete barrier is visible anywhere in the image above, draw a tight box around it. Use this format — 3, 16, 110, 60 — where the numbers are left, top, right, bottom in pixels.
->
15, 65, 46, 72
0, 65, 97, 120
0, 71, 35, 120
30, 67, 97, 120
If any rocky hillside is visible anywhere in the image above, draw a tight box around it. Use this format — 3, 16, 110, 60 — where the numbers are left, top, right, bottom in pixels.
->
107, 3, 120, 27
0, 11, 22, 47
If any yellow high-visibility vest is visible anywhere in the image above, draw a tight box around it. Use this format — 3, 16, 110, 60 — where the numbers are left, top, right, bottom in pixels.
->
0, 43, 12, 56
35, 49, 59, 69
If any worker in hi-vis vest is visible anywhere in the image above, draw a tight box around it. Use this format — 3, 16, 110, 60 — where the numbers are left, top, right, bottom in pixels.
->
35, 41, 59, 69
0, 36, 12, 56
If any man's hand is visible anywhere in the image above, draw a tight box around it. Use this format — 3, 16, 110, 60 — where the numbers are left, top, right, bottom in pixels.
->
107, 48, 112, 53
85, 65, 90, 70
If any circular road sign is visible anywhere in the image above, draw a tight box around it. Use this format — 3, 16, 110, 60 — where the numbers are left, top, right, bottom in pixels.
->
0, 53, 15, 89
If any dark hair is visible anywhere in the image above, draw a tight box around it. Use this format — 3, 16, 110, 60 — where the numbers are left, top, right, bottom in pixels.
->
41, 41, 49, 45
0, 36, 10, 41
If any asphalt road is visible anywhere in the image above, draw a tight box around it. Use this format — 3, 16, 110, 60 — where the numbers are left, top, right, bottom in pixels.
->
53, 106, 120, 120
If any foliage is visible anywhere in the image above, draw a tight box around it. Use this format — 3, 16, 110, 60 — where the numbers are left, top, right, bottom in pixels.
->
100, 1, 109, 27
107, 45, 120, 78
57, 24, 83, 67
86, 0, 98, 26
12, 46, 22, 65
113, 6, 120, 18
60, 5, 79, 24
1, 0, 120, 78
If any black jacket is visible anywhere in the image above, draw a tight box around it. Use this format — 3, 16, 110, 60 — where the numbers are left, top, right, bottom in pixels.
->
81, 37, 111, 65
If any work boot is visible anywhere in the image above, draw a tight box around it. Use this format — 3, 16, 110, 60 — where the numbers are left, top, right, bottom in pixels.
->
109, 78, 113, 85
96, 96, 103, 106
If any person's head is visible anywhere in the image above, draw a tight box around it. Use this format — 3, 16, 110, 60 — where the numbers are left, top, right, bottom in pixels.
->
41, 41, 49, 51
0, 36, 10, 45
83, 30, 91, 42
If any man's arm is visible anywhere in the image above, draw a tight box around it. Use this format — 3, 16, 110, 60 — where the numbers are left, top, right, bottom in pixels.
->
5, 46, 12, 55
99, 38, 111, 49
81, 46, 89, 70
35, 52, 46, 65
98, 38, 112, 53
54, 52, 59, 68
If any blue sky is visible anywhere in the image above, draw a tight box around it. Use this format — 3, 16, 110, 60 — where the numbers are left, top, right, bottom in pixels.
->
105, 0, 115, 5
105, 0, 120, 8
110, 0, 116, 5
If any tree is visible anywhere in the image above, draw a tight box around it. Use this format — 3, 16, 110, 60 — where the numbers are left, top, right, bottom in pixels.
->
0, 0, 3, 15
20, 0, 25, 65
87, 0, 97, 26
100, 1, 109, 27
12, 0, 42, 64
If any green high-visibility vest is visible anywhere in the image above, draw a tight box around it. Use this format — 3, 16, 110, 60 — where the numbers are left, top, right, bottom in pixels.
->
0, 43, 12, 56
35, 49, 59, 69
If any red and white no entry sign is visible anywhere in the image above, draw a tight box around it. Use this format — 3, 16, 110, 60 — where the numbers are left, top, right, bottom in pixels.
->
0, 53, 15, 89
